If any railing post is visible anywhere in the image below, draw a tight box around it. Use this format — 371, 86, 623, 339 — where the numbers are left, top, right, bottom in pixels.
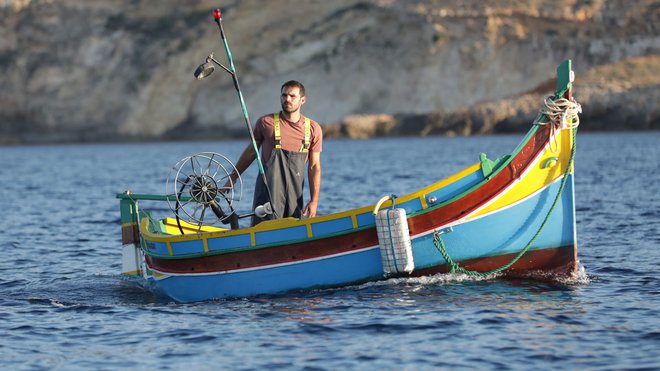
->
119, 193, 140, 245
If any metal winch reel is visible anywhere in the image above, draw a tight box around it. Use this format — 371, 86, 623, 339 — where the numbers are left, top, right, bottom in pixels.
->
166, 152, 242, 229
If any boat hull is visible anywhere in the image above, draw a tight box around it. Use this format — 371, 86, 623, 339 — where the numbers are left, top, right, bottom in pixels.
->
137, 172, 577, 302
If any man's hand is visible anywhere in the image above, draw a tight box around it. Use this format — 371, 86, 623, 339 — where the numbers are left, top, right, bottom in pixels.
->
303, 200, 318, 218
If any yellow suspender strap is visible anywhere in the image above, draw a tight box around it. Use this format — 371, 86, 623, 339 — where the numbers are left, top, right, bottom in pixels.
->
274, 113, 282, 149
300, 117, 311, 152
275, 113, 309, 152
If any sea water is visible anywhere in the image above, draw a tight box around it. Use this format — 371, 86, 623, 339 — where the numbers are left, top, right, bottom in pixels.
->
1, 132, 658, 369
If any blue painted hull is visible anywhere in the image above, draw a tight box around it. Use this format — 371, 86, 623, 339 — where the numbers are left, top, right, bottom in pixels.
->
143, 175, 576, 302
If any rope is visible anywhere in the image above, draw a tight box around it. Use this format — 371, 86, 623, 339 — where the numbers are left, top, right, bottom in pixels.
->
433, 123, 578, 277
534, 95, 582, 153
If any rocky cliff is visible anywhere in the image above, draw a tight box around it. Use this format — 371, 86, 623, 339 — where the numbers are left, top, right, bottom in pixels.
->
324, 56, 660, 137
0, 0, 658, 144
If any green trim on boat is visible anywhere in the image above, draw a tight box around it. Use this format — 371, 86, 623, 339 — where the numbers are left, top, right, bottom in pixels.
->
119, 198, 137, 225
542, 157, 559, 169
480, 153, 511, 179
555, 60, 572, 99
116, 193, 192, 202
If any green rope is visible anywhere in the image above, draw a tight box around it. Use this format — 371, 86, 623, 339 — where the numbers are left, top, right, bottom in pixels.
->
433, 127, 577, 277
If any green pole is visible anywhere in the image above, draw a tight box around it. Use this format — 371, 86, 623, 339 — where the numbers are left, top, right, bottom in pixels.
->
212, 9, 275, 214
213, 10, 267, 179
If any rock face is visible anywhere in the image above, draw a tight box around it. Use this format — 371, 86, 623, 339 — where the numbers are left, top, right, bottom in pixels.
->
0, 0, 658, 144
324, 56, 660, 138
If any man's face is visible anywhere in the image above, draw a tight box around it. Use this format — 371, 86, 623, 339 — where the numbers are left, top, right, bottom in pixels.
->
281, 86, 306, 114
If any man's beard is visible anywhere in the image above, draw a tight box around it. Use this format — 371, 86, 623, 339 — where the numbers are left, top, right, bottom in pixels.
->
281, 103, 296, 113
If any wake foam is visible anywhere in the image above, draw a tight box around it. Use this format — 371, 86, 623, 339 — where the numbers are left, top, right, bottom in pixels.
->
350, 263, 591, 292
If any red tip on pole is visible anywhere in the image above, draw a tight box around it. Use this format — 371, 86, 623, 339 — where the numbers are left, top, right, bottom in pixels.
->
213, 9, 221, 20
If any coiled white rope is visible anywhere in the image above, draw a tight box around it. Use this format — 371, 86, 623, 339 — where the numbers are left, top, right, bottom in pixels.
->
540, 95, 582, 129
535, 95, 582, 153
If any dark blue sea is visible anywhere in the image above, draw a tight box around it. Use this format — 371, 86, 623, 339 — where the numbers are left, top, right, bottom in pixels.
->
1, 132, 659, 369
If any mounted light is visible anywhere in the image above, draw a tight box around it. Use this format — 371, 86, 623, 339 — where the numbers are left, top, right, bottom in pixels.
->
213, 9, 221, 21
193, 52, 233, 80
194, 59, 215, 80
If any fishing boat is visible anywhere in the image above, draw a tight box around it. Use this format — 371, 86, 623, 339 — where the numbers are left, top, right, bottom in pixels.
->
117, 9, 582, 303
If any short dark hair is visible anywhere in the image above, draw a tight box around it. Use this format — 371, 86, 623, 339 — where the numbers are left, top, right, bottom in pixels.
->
281, 80, 305, 97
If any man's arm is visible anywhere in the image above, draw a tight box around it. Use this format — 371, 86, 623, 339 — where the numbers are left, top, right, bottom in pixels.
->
303, 151, 321, 218
223, 142, 259, 189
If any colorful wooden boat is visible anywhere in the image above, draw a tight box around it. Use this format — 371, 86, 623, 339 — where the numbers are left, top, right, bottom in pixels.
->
117, 60, 582, 303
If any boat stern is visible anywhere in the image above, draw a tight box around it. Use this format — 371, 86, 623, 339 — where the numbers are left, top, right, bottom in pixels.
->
118, 192, 143, 276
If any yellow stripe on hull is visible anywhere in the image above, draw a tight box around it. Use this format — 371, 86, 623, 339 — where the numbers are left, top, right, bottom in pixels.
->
468, 128, 574, 219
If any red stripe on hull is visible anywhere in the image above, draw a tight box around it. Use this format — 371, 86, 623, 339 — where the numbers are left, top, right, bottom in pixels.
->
411, 244, 578, 277
121, 224, 139, 245
147, 228, 378, 274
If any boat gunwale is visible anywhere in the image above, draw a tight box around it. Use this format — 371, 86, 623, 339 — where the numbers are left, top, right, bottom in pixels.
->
135, 159, 484, 240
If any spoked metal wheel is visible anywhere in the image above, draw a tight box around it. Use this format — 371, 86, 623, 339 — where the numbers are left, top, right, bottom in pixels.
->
165, 152, 242, 228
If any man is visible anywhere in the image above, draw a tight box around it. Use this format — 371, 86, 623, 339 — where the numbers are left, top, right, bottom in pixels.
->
228, 80, 322, 225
